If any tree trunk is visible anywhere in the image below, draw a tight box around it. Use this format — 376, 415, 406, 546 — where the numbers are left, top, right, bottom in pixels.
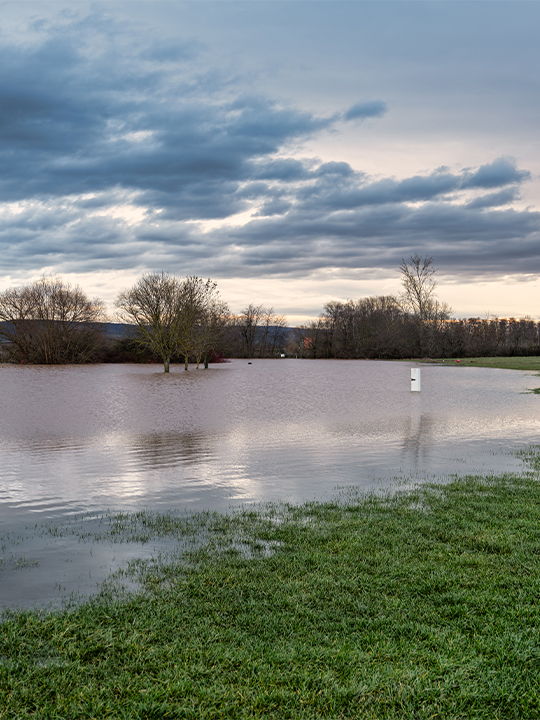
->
163, 358, 170, 373
204, 353, 209, 369
184, 355, 189, 371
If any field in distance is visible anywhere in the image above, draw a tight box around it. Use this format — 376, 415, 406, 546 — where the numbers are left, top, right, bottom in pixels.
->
418, 357, 540, 371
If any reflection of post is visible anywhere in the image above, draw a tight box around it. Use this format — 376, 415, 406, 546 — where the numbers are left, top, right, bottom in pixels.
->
401, 412, 433, 468
411, 368, 421, 392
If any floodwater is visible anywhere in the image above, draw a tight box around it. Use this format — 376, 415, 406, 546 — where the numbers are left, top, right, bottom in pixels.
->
1, 359, 539, 609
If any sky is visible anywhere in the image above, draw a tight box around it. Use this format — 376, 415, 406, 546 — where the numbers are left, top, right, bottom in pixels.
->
1, 1, 540, 324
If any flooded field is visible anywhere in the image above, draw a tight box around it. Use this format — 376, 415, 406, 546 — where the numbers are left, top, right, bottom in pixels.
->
1, 359, 539, 609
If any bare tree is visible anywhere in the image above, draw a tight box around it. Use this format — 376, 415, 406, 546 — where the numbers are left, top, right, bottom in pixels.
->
399, 254, 452, 355
116, 273, 228, 372
258, 308, 287, 357
237, 304, 265, 358
0, 276, 106, 364
268, 312, 288, 357
116, 273, 188, 373
399, 254, 438, 321
176, 277, 229, 370
196, 296, 230, 368
301, 317, 326, 359
232, 305, 288, 358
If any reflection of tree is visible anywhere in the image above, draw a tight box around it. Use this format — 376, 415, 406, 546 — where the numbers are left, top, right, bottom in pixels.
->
130, 432, 214, 469
401, 412, 436, 468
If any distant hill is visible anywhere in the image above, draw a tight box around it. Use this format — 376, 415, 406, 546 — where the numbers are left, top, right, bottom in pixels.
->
0, 320, 135, 336
98, 322, 137, 339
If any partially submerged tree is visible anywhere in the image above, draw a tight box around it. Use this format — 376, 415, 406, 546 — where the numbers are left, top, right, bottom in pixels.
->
175, 277, 229, 370
116, 273, 188, 372
116, 273, 228, 372
0, 276, 106, 364
192, 295, 230, 368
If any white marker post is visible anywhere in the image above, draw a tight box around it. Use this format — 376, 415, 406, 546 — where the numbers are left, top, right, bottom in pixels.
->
411, 368, 421, 392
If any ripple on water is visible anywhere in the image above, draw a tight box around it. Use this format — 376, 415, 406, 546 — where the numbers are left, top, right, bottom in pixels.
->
0, 359, 537, 608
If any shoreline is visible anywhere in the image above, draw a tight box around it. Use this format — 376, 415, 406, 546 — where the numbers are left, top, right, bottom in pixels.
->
414, 356, 540, 372
3, 452, 540, 717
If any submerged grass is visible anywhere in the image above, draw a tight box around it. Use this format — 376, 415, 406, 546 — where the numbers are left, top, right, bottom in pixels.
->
3, 463, 540, 717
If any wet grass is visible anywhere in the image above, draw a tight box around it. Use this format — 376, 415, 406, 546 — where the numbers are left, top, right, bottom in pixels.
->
3, 462, 540, 718
420, 356, 540, 371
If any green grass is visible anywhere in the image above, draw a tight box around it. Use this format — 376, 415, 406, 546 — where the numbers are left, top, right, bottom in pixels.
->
420, 356, 540, 371
4, 464, 540, 718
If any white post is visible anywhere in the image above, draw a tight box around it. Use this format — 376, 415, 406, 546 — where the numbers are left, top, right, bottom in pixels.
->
411, 368, 421, 392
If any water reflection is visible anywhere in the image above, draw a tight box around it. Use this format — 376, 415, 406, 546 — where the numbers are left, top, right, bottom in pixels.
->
1, 359, 537, 525
130, 432, 215, 469
2, 359, 539, 608
401, 412, 438, 467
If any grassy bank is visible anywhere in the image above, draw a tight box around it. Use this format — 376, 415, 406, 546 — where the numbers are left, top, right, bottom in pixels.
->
3, 465, 540, 718
420, 356, 540, 371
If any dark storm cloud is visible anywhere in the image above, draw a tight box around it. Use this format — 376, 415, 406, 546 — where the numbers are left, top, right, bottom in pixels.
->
1, 12, 540, 284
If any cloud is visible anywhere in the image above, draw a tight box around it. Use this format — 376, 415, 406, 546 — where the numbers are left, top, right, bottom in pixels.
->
315, 162, 355, 178
0, 12, 539, 295
461, 157, 531, 189
250, 158, 311, 181
141, 39, 201, 63
290, 159, 530, 215
0, 21, 346, 220
342, 100, 387, 122
466, 187, 518, 209
253, 199, 293, 217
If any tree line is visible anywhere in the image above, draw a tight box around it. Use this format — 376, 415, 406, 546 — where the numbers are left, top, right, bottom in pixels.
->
1, 258, 539, 367
0, 274, 289, 370
294, 301, 540, 359
295, 255, 540, 359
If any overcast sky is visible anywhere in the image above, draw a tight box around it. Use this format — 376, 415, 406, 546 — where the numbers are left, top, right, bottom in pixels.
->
1, 1, 540, 322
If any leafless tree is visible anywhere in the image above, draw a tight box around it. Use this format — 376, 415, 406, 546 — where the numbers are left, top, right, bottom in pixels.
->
116, 273, 188, 373
237, 304, 265, 358
300, 318, 327, 359
399, 254, 438, 321
232, 304, 288, 358
399, 254, 452, 355
116, 273, 228, 372
0, 276, 106, 364
196, 297, 230, 368
258, 308, 287, 357
176, 277, 229, 369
